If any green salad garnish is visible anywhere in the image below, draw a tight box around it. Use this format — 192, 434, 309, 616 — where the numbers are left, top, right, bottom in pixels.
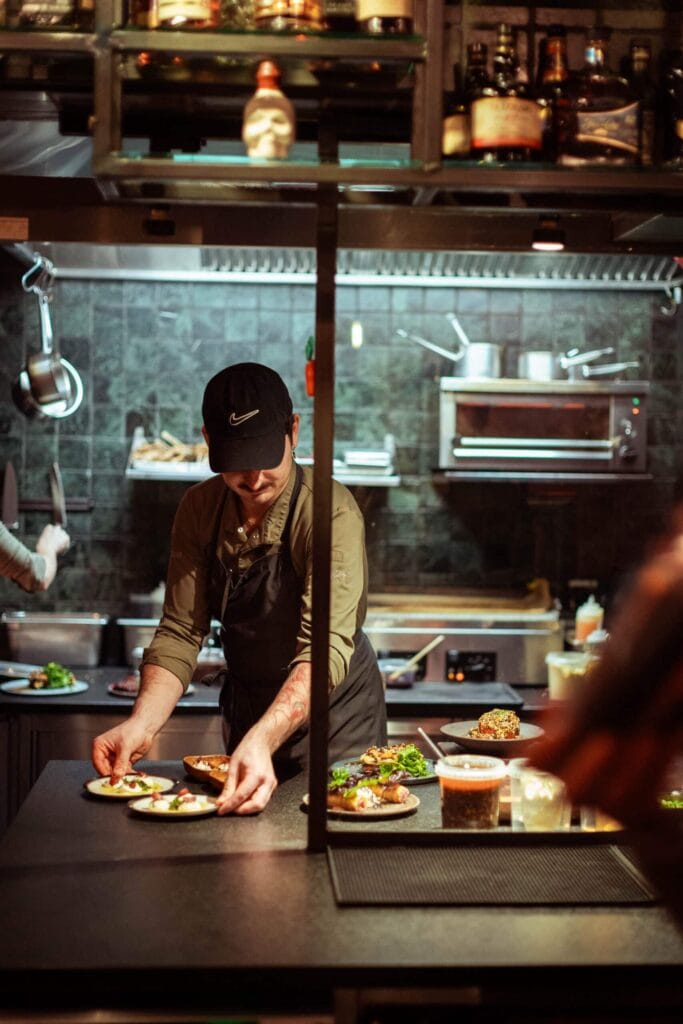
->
390, 743, 430, 777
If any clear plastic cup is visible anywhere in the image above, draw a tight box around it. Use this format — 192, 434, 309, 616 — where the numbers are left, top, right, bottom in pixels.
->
507, 757, 530, 831
518, 767, 571, 831
545, 651, 597, 701
435, 754, 507, 829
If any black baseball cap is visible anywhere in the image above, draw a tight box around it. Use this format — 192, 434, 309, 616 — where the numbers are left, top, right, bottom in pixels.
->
202, 362, 293, 472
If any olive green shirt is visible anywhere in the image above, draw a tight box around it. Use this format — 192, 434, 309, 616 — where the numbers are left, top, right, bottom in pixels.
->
143, 464, 369, 692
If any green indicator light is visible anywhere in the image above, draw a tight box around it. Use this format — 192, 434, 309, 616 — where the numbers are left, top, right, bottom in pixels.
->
632, 397, 640, 406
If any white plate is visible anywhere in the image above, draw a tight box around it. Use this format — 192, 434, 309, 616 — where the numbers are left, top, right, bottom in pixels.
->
128, 794, 218, 818
0, 678, 89, 697
440, 721, 545, 756
84, 774, 176, 799
302, 792, 420, 820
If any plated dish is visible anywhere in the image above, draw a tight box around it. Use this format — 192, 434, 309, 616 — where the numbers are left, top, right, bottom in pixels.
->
1, 678, 89, 697
128, 792, 218, 819
84, 774, 175, 799
331, 757, 436, 785
440, 720, 544, 756
108, 679, 196, 699
302, 792, 420, 820
183, 754, 231, 782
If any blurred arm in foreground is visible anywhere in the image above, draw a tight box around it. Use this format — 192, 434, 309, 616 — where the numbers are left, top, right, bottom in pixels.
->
532, 514, 683, 926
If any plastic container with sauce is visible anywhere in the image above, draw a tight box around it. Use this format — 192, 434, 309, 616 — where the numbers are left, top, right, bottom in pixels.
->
435, 754, 507, 829
574, 594, 604, 643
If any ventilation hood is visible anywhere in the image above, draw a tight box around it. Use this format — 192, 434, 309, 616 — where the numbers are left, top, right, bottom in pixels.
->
6, 241, 683, 295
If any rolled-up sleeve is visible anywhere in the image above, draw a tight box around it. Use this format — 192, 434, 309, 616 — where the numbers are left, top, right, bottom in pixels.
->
141, 481, 217, 691
0, 523, 47, 593
291, 486, 368, 690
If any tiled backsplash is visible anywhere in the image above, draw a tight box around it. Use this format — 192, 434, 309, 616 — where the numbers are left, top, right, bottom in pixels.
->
1, 263, 682, 623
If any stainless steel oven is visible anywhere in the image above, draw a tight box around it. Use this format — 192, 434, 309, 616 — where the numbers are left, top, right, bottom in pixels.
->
438, 378, 649, 477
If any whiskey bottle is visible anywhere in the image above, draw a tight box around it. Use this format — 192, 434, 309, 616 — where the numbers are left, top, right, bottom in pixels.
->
254, 0, 323, 31
536, 24, 571, 163
560, 28, 638, 166
442, 64, 469, 159
624, 39, 656, 165
355, 0, 413, 36
470, 23, 542, 163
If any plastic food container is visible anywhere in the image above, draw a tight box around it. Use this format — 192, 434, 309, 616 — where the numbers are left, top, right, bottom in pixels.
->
545, 650, 597, 701
377, 657, 416, 689
1, 611, 110, 667
435, 754, 507, 829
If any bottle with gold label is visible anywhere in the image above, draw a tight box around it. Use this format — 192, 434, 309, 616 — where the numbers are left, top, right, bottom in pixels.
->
559, 27, 638, 166
442, 64, 469, 159
254, 0, 323, 31
355, 0, 413, 35
470, 22, 542, 163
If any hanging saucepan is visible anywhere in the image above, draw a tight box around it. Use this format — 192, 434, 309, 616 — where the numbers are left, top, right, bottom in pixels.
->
11, 255, 84, 420
397, 313, 502, 379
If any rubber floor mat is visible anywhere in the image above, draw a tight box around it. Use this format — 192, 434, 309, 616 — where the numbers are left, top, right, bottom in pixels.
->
328, 844, 654, 906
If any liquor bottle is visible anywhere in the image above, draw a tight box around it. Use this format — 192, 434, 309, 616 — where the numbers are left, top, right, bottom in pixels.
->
323, 0, 356, 33
242, 59, 296, 160
156, 0, 219, 27
470, 23, 542, 163
17, 0, 75, 26
441, 64, 469, 159
536, 24, 571, 163
559, 28, 638, 166
624, 39, 656, 165
355, 0, 413, 36
254, 0, 323, 31
662, 47, 683, 167
133, 2, 221, 81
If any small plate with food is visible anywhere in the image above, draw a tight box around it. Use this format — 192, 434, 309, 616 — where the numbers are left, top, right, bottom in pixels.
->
128, 789, 218, 819
303, 782, 420, 820
441, 709, 544, 756
108, 677, 195, 699
183, 754, 231, 782
332, 742, 435, 784
1, 661, 87, 696
84, 773, 176, 799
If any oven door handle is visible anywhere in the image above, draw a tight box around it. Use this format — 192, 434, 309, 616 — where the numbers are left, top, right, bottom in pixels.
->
454, 436, 614, 451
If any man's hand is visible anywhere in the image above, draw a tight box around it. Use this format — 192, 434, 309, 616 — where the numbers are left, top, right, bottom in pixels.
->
215, 732, 278, 816
92, 720, 155, 783
91, 664, 184, 782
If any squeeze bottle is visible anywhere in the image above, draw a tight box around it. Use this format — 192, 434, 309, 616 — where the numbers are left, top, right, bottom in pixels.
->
575, 594, 604, 643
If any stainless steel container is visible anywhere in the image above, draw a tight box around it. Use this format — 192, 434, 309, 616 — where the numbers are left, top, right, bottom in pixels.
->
1, 612, 110, 667
365, 607, 562, 684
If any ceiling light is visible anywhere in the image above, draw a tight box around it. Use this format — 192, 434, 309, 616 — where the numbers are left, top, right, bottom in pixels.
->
531, 217, 565, 252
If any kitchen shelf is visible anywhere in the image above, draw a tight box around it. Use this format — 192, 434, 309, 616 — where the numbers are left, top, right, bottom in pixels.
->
126, 462, 400, 487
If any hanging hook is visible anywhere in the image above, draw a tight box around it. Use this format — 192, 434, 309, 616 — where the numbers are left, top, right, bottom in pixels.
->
21, 253, 55, 297
660, 285, 681, 318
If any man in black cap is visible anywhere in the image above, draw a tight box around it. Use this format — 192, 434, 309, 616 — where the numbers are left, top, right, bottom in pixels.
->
92, 362, 387, 814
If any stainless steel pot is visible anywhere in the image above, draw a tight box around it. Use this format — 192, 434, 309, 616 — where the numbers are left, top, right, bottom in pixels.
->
517, 350, 559, 381
397, 315, 502, 379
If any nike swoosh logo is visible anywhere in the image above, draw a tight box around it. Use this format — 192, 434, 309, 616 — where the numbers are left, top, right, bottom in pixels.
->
229, 409, 260, 427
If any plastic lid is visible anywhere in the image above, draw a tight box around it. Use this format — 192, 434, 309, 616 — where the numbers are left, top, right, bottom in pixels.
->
435, 754, 506, 782
546, 650, 592, 666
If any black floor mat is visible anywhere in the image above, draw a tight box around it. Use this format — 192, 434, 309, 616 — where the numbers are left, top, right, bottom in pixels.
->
328, 844, 654, 906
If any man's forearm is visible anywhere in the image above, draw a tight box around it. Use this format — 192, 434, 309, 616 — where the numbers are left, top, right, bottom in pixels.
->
132, 663, 184, 736
252, 662, 312, 754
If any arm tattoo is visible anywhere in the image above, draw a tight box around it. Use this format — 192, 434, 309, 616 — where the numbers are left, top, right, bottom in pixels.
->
264, 662, 312, 740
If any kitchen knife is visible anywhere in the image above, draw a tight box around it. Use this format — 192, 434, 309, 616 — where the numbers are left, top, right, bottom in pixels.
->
2, 461, 19, 530
48, 461, 67, 527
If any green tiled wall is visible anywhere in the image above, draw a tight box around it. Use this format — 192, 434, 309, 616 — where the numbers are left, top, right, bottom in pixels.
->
1, 268, 681, 623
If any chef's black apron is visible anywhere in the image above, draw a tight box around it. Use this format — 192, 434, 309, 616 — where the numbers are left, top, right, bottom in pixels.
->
209, 465, 386, 775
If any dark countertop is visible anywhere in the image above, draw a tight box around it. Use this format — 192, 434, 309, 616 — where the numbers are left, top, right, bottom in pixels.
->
0, 760, 681, 1019
0, 667, 549, 718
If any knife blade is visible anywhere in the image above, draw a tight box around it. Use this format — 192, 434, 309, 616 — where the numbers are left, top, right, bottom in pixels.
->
2, 461, 19, 530
48, 461, 67, 527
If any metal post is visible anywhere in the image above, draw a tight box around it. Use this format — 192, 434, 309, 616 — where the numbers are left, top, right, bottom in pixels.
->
307, 182, 338, 852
